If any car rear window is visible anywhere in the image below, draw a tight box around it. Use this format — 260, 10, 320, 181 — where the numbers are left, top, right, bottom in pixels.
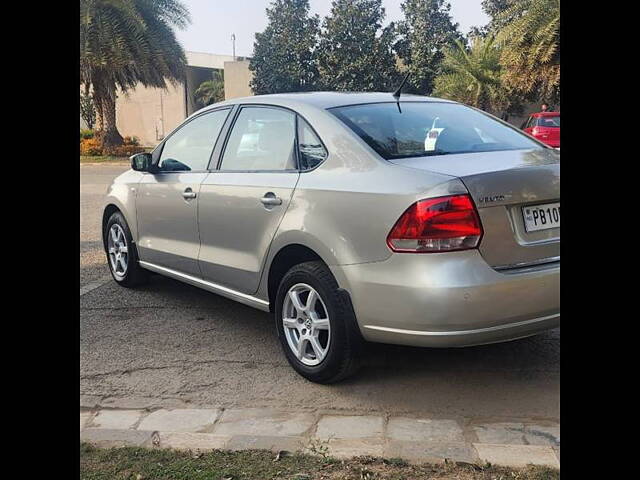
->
536, 116, 560, 127
329, 102, 542, 160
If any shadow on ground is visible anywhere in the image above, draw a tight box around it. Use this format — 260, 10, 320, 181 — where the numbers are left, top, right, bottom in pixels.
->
81, 271, 559, 420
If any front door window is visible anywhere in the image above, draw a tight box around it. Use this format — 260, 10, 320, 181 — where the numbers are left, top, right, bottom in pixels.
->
159, 109, 230, 172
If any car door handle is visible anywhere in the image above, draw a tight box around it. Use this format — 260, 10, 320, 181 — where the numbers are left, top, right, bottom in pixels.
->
183, 188, 197, 200
260, 193, 282, 206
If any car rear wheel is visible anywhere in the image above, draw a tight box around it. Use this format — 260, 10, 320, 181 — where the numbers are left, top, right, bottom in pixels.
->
275, 261, 361, 383
104, 211, 148, 287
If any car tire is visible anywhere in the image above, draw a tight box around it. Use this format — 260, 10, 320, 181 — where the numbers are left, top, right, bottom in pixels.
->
275, 261, 362, 383
104, 211, 149, 288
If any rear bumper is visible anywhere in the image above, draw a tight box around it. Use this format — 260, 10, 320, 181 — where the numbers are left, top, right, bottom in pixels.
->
330, 250, 559, 348
360, 312, 559, 347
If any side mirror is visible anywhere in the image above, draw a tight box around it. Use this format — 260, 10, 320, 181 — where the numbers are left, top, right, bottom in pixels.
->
130, 152, 152, 172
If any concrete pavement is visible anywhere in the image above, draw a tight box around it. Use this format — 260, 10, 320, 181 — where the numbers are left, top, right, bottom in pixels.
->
80, 406, 559, 468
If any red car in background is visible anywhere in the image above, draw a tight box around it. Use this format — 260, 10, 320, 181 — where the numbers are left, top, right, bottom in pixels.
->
521, 112, 560, 148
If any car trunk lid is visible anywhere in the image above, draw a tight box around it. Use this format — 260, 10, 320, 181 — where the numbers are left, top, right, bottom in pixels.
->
390, 148, 560, 269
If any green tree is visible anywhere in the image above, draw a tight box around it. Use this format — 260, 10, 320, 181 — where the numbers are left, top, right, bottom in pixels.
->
467, 25, 489, 39
80, 87, 96, 130
433, 36, 514, 114
195, 70, 225, 107
249, 0, 321, 94
481, 0, 517, 29
317, 0, 400, 92
469, 1, 523, 40
494, 0, 560, 103
80, 0, 190, 150
396, 0, 462, 95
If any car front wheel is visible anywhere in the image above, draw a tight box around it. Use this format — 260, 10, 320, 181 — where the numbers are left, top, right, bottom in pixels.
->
104, 211, 148, 287
275, 261, 361, 383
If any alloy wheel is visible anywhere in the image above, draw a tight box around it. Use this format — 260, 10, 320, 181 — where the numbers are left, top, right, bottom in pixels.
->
282, 283, 331, 366
107, 224, 129, 278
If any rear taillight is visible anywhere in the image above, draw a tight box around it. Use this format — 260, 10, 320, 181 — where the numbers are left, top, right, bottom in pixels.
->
386, 194, 483, 253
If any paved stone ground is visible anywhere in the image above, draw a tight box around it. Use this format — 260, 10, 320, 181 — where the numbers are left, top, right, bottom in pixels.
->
80, 407, 559, 468
80, 164, 560, 466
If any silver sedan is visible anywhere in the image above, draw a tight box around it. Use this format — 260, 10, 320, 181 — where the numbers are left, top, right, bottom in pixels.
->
102, 92, 560, 383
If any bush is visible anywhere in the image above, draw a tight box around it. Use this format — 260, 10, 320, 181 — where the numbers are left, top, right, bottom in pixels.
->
80, 129, 95, 140
109, 144, 146, 157
80, 133, 145, 157
80, 137, 103, 156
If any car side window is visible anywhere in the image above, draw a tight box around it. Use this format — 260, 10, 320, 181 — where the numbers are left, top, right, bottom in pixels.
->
158, 109, 230, 172
298, 117, 327, 170
220, 107, 296, 171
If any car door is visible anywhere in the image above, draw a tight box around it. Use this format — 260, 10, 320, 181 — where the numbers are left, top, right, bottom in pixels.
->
197, 105, 301, 294
136, 108, 231, 276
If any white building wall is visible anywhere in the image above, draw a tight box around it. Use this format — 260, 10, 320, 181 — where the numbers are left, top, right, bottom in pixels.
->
113, 52, 244, 147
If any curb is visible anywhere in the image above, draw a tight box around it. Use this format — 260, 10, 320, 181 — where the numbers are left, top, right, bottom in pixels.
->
80, 407, 559, 468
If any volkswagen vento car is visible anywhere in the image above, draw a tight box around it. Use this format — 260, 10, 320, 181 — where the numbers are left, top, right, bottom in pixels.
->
102, 92, 560, 383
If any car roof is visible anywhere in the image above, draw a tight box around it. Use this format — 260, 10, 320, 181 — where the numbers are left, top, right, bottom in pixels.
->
531, 111, 560, 117
206, 91, 457, 111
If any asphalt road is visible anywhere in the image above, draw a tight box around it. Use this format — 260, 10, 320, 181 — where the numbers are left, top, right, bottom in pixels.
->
80, 164, 559, 422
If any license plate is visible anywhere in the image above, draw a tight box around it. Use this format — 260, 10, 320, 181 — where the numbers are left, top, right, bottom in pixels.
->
522, 202, 560, 232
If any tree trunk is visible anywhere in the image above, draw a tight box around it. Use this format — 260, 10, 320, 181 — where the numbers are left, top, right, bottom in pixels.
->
95, 100, 104, 132
93, 81, 105, 132
101, 83, 123, 152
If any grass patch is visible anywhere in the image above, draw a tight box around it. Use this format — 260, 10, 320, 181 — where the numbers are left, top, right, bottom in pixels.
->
80, 443, 559, 480
80, 155, 130, 164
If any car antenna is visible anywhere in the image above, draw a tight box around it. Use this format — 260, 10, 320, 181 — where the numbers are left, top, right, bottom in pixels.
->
392, 72, 411, 113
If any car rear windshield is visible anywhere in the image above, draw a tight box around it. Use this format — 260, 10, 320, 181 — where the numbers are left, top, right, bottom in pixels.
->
536, 116, 560, 127
329, 102, 543, 160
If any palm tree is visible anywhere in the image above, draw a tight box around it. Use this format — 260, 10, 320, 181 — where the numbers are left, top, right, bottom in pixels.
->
195, 70, 225, 107
434, 36, 510, 114
494, 0, 560, 102
80, 0, 190, 150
